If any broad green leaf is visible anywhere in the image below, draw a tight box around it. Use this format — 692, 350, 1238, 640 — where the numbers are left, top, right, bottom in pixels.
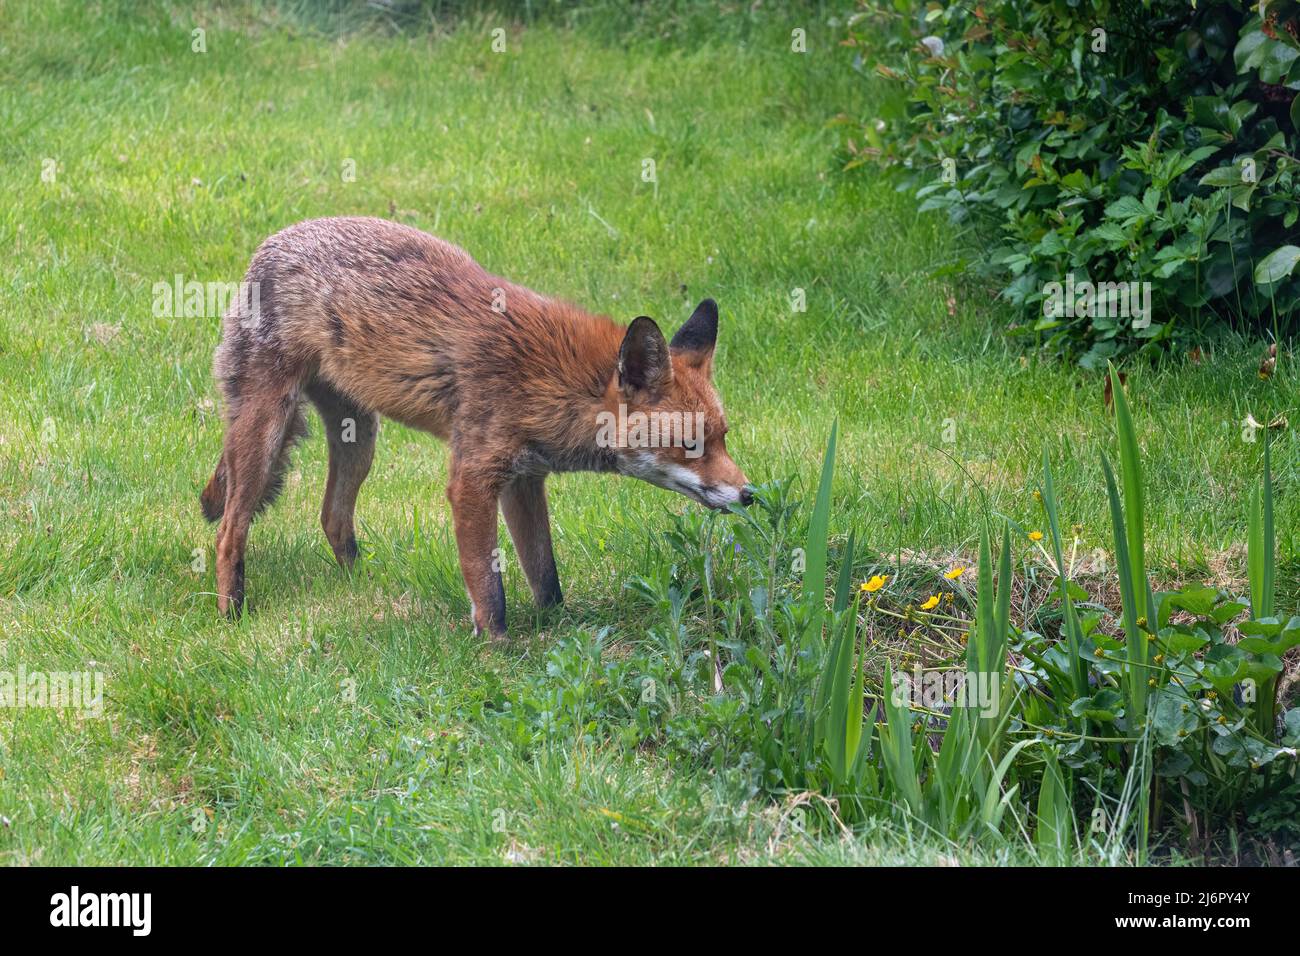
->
1197, 166, 1244, 188
1152, 688, 1200, 746
1166, 587, 1220, 616
1234, 27, 1270, 73
1254, 246, 1300, 285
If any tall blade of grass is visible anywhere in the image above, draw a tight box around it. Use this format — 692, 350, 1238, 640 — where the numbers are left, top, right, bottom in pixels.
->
1109, 364, 1157, 628
1102, 443, 1157, 865
833, 527, 856, 614
1263, 434, 1275, 618
824, 609, 855, 783
988, 523, 1013, 759
814, 529, 856, 746
979, 738, 1035, 833
1247, 434, 1277, 732
1102, 366, 1154, 858
1040, 449, 1088, 700
969, 522, 995, 678
815, 530, 861, 769
1248, 485, 1264, 615
881, 663, 924, 820
935, 701, 981, 833
1102, 453, 1142, 714
1035, 749, 1073, 865
846, 610, 866, 781
967, 521, 1010, 755
1247, 434, 1275, 620
1102, 721, 1154, 865
803, 419, 837, 641
851, 702, 876, 793
994, 522, 1012, 673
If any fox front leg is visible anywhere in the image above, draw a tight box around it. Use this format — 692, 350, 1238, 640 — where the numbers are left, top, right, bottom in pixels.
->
446, 468, 507, 640
447, 468, 506, 639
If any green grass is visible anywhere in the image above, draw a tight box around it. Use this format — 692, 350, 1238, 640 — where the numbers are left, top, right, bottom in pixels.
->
0, 0, 1293, 864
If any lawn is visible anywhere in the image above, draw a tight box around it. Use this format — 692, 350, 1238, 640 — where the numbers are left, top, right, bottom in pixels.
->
0, 0, 1294, 864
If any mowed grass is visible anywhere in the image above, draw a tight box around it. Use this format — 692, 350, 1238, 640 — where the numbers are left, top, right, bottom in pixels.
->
0, 1, 1294, 864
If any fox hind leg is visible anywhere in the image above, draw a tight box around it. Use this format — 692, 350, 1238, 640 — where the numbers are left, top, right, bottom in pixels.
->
214, 377, 305, 617
306, 379, 377, 568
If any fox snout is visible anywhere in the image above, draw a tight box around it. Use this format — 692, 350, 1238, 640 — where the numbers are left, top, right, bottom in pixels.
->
702, 479, 754, 510
678, 464, 752, 510
699, 454, 753, 510
614, 448, 751, 510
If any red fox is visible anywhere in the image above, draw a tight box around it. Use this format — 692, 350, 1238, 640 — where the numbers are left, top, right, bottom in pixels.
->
200, 217, 751, 640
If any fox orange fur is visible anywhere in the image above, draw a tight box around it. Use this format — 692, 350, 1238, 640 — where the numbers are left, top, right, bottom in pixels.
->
201, 217, 750, 639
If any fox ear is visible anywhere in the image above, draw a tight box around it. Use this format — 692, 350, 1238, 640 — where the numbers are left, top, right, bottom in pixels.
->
618, 316, 673, 397
670, 298, 718, 372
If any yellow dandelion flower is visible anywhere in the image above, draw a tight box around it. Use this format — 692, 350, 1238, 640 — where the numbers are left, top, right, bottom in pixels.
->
1028, 530, 1044, 541
919, 595, 940, 611
860, 574, 888, 593
944, 566, 965, 580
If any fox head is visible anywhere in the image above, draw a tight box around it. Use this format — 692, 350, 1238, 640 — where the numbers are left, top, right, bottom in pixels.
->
600, 299, 752, 509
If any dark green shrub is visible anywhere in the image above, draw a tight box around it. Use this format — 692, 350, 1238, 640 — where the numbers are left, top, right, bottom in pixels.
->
849, 0, 1300, 365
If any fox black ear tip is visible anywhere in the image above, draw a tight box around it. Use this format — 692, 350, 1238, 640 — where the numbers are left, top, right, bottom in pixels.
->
697, 298, 718, 317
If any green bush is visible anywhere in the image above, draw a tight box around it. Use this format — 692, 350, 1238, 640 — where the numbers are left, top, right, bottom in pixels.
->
850, 0, 1300, 365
